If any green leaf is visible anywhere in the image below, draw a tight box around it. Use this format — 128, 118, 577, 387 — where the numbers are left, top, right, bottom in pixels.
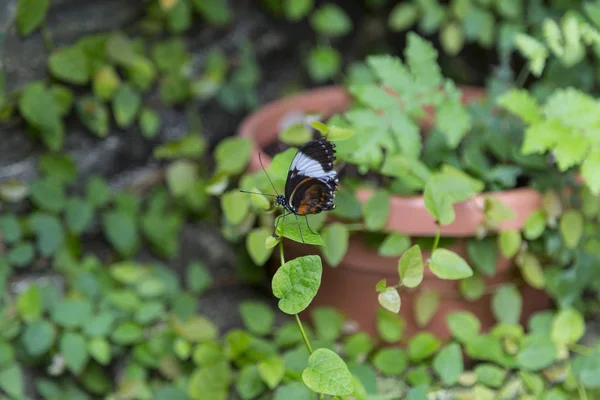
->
166, 160, 197, 197
39, 153, 77, 184
378, 288, 401, 313
327, 125, 354, 141
581, 147, 600, 195
283, 0, 313, 21
551, 307, 585, 345
0, 215, 21, 244
414, 290, 440, 327
48, 46, 90, 84
572, 351, 600, 389
516, 251, 545, 289
51, 299, 93, 329
246, 227, 274, 266
447, 311, 480, 343
258, 355, 285, 390
272, 255, 322, 315
430, 165, 485, 203
17, 285, 42, 322
240, 301, 275, 336
60, 332, 89, 374
306, 46, 342, 82
559, 210, 583, 249
102, 210, 139, 257
459, 273, 485, 301
432, 343, 463, 386
516, 334, 557, 371
0, 364, 24, 398
235, 364, 266, 400
496, 89, 542, 124
167, 0, 192, 33
88, 338, 111, 365
111, 322, 143, 345
440, 22, 465, 55
93, 65, 121, 100
29, 177, 66, 212
174, 316, 218, 343
275, 215, 324, 246
398, 244, 424, 288
188, 361, 232, 399
343, 332, 374, 361
215, 137, 252, 176
467, 237, 498, 276
221, 190, 250, 225
376, 308, 404, 343
273, 382, 316, 400
23, 319, 56, 357
429, 249, 473, 280
112, 83, 141, 128
17, 0, 50, 35
423, 181, 455, 225
310, 4, 352, 37
279, 124, 312, 146
373, 348, 408, 376
187, 261, 213, 295
83, 313, 115, 337
312, 307, 345, 342
321, 223, 349, 267
65, 197, 94, 235
498, 230, 521, 258
378, 232, 410, 257
492, 285, 522, 325
155, 133, 206, 160
363, 190, 390, 231
475, 364, 507, 388
388, 3, 418, 31
86, 175, 111, 208
139, 108, 161, 138
8, 242, 34, 267
77, 96, 110, 137
18, 82, 64, 150
192, 0, 232, 25
408, 332, 441, 362
105, 32, 138, 67
302, 348, 354, 396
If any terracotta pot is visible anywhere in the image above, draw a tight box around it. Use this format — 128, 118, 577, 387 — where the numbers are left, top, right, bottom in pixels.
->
237, 85, 552, 339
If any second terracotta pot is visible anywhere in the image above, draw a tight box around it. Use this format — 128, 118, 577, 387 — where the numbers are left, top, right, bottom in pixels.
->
238, 85, 552, 340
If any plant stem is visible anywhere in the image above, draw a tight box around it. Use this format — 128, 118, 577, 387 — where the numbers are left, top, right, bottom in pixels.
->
295, 314, 314, 354
578, 383, 589, 400
431, 223, 441, 255
280, 240, 285, 265
516, 65, 530, 88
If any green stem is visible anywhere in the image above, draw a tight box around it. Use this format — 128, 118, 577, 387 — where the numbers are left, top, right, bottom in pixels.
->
295, 314, 314, 354
430, 223, 441, 255
280, 241, 285, 265
516, 65, 530, 88
578, 383, 589, 400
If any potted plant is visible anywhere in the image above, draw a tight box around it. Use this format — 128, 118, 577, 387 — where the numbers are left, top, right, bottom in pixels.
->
220, 33, 582, 340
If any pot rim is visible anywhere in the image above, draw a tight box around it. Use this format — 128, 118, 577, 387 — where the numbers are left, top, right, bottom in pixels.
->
237, 85, 543, 237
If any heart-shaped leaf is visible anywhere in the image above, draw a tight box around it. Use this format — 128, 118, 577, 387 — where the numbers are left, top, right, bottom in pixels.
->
272, 255, 322, 315
302, 348, 354, 396
398, 245, 424, 287
378, 287, 401, 313
246, 227, 273, 266
321, 222, 349, 266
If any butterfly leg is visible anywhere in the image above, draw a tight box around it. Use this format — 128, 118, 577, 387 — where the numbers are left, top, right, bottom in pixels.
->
294, 214, 305, 244
305, 215, 318, 235
274, 212, 291, 238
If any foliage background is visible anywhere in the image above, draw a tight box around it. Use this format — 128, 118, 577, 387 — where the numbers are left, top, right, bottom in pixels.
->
1, 0, 600, 399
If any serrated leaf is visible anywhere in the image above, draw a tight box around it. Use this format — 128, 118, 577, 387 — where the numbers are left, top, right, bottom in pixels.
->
496, 89, 542, 124
414, 290, 440, 327
321, 223, 349, 267
514, 34, 548, 76
429, 249, 473, 280
272, 255, 322, 315
302, 348, 354, 396
378, 288, 401, 313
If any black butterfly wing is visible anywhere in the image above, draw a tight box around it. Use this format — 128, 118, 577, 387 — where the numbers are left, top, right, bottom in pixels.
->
284, 138, 338, 201
289, 177, 337, 215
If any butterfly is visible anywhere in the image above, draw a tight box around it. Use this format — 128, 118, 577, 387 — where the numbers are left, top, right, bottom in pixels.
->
241, 137, 339, 243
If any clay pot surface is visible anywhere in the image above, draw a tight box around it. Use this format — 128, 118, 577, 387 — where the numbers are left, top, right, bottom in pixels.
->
237, 85, 551, 339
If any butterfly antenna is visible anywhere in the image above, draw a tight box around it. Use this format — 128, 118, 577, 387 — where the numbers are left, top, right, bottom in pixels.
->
238, 190, 277, 198
259, 152, 280, 196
